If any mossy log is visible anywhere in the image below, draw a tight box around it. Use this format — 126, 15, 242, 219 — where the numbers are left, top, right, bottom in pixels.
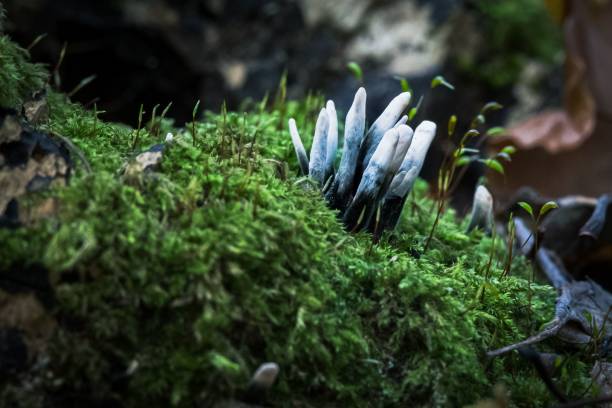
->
0, 34, 595, 407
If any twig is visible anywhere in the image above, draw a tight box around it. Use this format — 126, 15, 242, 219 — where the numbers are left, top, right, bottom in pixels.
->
536, 248, 573, 289
580, 194, 612, 240
487, 286, 572, 357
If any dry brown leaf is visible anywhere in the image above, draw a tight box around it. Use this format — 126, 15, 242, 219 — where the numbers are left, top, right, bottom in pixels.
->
504, 110, 586, 153
495, 0, 612, 154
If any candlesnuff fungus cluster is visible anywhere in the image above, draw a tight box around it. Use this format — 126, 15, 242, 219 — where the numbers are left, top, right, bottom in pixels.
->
288, 88, 436, 237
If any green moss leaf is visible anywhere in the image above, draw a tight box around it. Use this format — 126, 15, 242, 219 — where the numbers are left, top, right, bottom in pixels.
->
539, 201, 559, 217
518, 201, 534, 218
431, 75, 455, 90
346, 61, 363, 82
484, 158, 504, 174
487, 127, 506, 137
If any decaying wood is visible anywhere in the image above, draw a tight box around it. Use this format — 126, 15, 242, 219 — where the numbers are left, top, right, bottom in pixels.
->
518, 347, 568, 403
488, 249, 612, 357
579, 194, 612, 241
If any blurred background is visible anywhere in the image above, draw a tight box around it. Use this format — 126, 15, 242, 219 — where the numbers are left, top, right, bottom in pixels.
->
2, 0, 611, 209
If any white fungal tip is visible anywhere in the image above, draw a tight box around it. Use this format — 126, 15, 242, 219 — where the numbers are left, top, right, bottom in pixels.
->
251, 362, 280, 389
288, 118, 298, 134
475, 185, 493, 205
396, 91, 411, 104
165, 132, 173, 143
417, 120, 437, 132
468, 185, 494, 233
355, 87, 367, 99
370, 128, 399, 165
397, 124, 413, 136
394, 115, 408, 128
390, 125, 414, 173
315, 108, 329, 133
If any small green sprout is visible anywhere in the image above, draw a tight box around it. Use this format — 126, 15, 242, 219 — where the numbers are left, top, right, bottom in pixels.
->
518, 201, 558, 222
393, 75, 411, 93
471, 114, 486, 128
539, 201, 559, 217
518, 201, 534, 217
27, 33, 47, 51
347, 61, 363, 83
424, 101, 510, 251
495, 145, 517, 163
448, 115, 457, 137
517, 199, 558, 326
408, 95, 423, 121
52, 42, 67, 89
161, 101, 173, 119
481, 101, 504, 113
486, 126, 506, 137
501, 212, 516, 278
483, 158, 504, 175
192, 99, 200, 146
68, 74, 96, 98
431, 75, 455, 90
131, 103, 145, 150
465, 129, 480, 138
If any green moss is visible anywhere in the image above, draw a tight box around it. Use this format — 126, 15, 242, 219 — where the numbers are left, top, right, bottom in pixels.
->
1, 100, 594, 407
0, 38, 592, 407
0, 35, 48, 108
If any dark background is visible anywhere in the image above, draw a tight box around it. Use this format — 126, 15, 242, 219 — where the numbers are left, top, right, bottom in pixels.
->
0, 0, 562, 122
1, 0, 564, 209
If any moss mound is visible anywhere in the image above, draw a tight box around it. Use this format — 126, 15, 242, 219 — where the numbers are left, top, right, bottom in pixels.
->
0, 34, 48, 109
0, 37, 590, 407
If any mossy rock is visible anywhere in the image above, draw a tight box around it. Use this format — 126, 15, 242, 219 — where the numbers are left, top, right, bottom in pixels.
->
0, 37, 591, 407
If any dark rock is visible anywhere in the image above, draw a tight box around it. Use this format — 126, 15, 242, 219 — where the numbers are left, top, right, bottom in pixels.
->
22, 90, 50, 125
0, 109, 71, 227
121, 142, 167, 183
